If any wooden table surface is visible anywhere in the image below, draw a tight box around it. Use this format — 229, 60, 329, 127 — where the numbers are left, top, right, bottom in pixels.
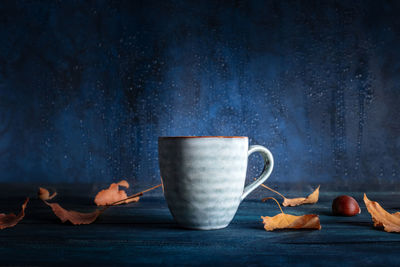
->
0, 184, 399, 266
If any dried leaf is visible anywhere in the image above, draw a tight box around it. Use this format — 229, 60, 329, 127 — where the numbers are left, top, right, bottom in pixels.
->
261, 184, 320, 207
38, 187, 57, 201
38, 183, 162, 225
261, 197, 321, 231
262, 213, 321, 231
38, 187, 104, 225
0, 198, 29, 230
282, 186, 320, 207
94, 180, 139, 206
363, 194, 400, 233
44, 201, 103, 225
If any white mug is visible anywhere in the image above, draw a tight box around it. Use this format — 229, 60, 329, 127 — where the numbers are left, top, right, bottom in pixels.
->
158, 136, 274, 230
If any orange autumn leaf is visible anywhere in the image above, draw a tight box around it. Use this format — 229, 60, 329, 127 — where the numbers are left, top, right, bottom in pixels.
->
363, 194, 400, 233
282, 186, 320, 207
261, 197, 321, 231
0, 198, 29, 230
38, 184, 162, 225
44, 201, 103, 225
38, 187, 103, 225
262, 214, 322, 231
38, 187, 57, 201
94, 180, 139, 206
261, 184, 320, 207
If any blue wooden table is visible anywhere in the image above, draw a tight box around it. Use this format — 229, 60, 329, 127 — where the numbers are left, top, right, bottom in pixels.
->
0, 184, 399, 266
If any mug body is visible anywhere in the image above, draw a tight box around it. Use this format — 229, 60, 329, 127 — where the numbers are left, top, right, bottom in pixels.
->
158, 136, 248, 230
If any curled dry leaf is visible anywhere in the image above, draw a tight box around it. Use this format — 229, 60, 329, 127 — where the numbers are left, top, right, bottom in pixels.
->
38, 187, 57, 201
261, 197, 321, 231
261, 184, 320, 207
44, 201, 103, 225
282, 186, 320, 207
0, 198, 29, 230
363, 194, 400, 233
94, 180, 139, 206
262, 214, 321, 231
38, 184, 162, 225
39, 187, 103, 225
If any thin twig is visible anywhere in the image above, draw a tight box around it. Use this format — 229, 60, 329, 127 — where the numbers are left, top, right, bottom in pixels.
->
108, 183, 162, 206
137, 183, 163, 195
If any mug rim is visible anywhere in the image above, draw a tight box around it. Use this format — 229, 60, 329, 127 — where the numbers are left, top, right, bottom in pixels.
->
158, 136, 248, 139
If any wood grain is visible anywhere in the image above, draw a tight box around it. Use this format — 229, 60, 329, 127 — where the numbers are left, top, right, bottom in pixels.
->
0, 184, 399, 265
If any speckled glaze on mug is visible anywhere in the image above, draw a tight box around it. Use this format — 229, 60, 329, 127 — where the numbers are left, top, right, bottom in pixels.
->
158, 136, 274, 230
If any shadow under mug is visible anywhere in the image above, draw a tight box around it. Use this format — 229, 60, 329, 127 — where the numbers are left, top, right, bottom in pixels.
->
158, 136, 274, 230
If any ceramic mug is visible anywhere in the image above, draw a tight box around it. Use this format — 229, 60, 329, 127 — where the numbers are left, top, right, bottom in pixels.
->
158, 136, 274, 230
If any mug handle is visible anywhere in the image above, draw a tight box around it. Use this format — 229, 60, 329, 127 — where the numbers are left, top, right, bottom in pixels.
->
240, 145, 274, 201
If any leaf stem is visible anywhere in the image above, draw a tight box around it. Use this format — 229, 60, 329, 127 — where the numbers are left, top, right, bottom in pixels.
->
260, 183, 286, 199
262, 197, 285, 214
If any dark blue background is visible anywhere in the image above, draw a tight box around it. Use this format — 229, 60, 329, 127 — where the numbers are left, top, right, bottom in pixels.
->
0, 0, 399, 189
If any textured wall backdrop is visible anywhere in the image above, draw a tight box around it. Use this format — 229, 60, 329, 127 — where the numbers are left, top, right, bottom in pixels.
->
0, 0, 399, 189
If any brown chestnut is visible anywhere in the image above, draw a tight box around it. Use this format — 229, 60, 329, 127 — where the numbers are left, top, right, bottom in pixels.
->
332, 195, 361, 216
